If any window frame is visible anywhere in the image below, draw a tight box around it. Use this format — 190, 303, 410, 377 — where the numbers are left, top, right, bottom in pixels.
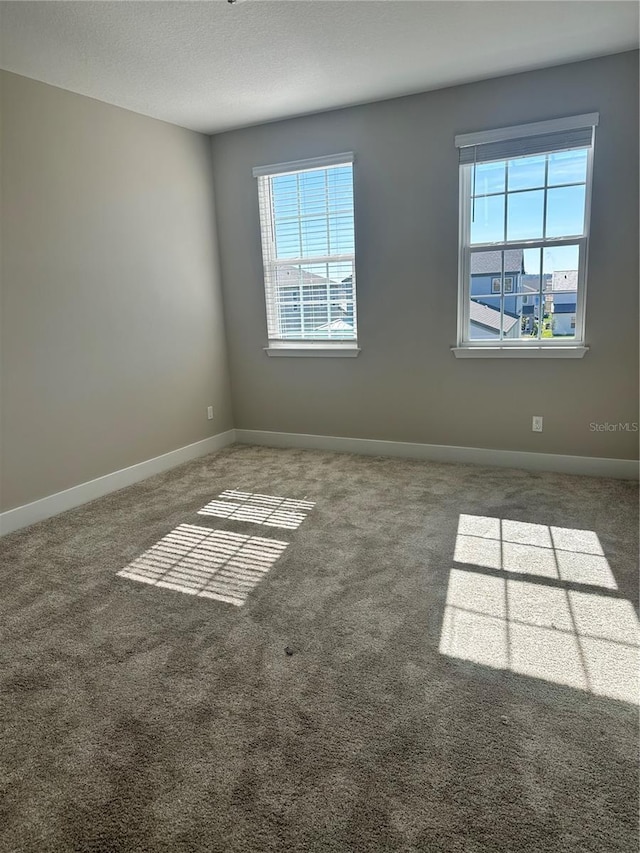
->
253, 153, 360, 358
454, 115, 597, 358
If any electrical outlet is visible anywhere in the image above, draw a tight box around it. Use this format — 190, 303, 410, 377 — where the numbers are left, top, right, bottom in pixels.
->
532, 416, 543, 432
207, 406, 214, 420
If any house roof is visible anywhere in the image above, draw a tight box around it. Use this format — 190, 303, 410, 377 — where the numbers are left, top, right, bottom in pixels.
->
276, 266, 329, 287
315, 318, 354, 331
551, 270, 578, 291
276, 267, 353, 289
521, 274, 542, 293
469, 301, 519, 334
470, 250, 524, 276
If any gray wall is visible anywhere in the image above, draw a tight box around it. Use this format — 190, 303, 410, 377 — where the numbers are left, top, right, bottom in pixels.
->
211, 51, 639, 461
0, 71, 233, 511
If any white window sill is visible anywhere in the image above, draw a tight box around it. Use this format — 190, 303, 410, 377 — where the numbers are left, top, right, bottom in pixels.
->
265, 345, 360, 358
452, 345, 588, 359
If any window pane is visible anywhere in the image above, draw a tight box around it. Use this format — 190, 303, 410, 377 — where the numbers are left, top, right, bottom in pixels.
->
507, 190, 544, 241
271, 174, 298, 220
327, 261, 353, 285
521, 248, 542, 307
298, 170, 327, 216
301, 217, 328, 256
274, 262, 355, 341
507, 155, 546, 191
522, 247, 541, 282
546, 185, 586, 238
542, 245, 579, 339
328, 261, 355, 337
304, 305, 329, 330
280, 319, 301, 338
275, 266, 301, 290
474, 161, 506, 195
328, 215, 354, 254
542, 244, 579, 274
504, 294, 540, 340
275, 266, 303, 339
276, 290, 299, 306
301, 262, 328, 281
549, 292, 577, 339
275, 221, 301, 258
548, 149, 588, 186
470, 194, 504, 244
327, 167, 353, 212
469, 250, 505, 296
301, 284, 327, 303
469, 296, 502, 340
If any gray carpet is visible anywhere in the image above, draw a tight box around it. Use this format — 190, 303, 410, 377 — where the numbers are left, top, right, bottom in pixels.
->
0, 444, 638, 853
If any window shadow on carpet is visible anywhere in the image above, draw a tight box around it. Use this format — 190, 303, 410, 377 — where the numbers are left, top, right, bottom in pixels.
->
439, 514, 639, 705
198, 489, 315, 530
117, 523, 288, 606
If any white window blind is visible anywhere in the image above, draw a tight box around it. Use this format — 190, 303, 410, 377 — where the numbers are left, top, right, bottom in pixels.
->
254, 153, 357, 346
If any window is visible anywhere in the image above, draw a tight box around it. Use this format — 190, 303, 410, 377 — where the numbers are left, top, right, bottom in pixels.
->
253, 153, 358, 357
454, 114, 598, 357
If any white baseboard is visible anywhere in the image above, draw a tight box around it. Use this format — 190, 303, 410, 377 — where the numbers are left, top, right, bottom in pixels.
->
0, 430, 237, 536
3, 426, 636, 536
235, 429, 639, 480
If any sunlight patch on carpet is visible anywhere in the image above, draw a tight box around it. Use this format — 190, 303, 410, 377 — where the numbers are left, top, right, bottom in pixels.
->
454, 514, 617, 589
440, 515, 639, 704
198, 490, 315, 530
117, 523, 288, 606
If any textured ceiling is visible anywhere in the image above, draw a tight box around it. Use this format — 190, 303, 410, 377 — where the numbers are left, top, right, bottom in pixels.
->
0, 1, 638, 134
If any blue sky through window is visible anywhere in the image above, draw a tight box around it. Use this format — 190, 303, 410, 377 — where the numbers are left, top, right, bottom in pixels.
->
470, 148, 587, 249
272, 165, 355, 263
521, 243, 580, 277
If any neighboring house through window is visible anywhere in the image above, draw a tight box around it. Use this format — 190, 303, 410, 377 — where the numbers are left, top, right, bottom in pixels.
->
454, 113, 598, 356
253, 153, 358, 356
